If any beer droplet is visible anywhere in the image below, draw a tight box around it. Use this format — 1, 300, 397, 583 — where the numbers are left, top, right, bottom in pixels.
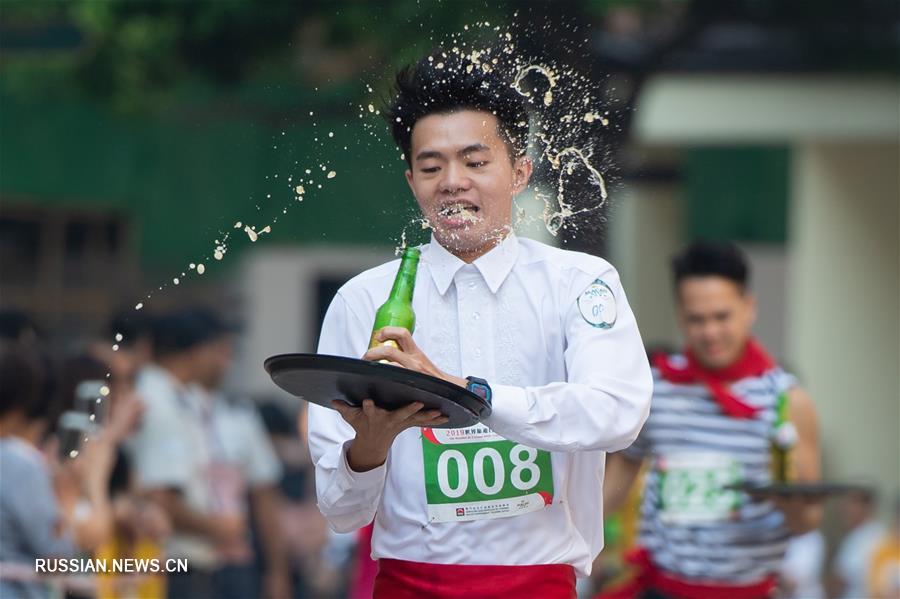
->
327, 171, 336, 179
197, 264, 206, 275
135, 303, 144, 310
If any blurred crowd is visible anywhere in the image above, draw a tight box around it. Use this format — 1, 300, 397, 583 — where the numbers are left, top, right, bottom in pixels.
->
0, 303, 898, 599
0, 306, 354, 599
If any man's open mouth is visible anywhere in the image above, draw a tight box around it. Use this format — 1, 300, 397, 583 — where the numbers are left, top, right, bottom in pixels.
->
438, 201, 480, 220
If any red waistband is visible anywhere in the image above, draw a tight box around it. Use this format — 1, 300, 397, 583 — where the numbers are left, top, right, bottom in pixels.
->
596, 548, 776, 599
374, 558, 576, 599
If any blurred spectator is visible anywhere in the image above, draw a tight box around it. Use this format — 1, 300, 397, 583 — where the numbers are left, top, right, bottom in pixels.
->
779, 529, 825, 599
258, 401, 334, 598
0, 339, 115, 598
601, 241, 822, 598
58, 353, 144, 450
275, 402, 354, 599
831, 487, 885, 599
349, 524, 376, 599
89, 309, 155, 397
867, 496, 900, 598
127, 306, 290, 599
57, 351, 168, 599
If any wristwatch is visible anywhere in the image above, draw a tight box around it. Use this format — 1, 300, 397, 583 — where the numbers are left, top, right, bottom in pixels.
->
465, 376, 492, 406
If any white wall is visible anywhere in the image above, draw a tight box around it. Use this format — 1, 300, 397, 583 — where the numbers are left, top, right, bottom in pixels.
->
609, 184, 791, 359
231, 246, 395, 401
636, 76, 899, 144
608, 182, 683, 350
788, 142, 900, 515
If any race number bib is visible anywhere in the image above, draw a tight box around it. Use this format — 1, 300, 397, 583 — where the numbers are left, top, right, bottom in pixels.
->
657, 452, 744, 524
421, 426, 554, 523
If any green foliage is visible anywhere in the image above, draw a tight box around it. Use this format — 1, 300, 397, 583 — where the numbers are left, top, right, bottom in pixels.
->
0, 0, 517, 114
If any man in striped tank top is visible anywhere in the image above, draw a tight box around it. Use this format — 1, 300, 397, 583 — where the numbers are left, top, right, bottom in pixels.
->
602, 241, 822, 599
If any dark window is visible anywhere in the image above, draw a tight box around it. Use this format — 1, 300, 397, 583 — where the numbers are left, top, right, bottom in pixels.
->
313, 274, 353, 350
0, 215, 41, 285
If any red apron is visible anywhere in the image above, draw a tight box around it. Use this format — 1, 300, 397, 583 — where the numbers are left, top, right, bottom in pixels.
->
596, 547, 776, 599
374, 558, 576, 599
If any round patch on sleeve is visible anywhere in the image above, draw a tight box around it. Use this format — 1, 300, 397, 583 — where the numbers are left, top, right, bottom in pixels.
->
577, 279, 617, 329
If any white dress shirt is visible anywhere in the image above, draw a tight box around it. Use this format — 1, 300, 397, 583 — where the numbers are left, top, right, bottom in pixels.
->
129, 366, 282, 568
307, 234, 652, 576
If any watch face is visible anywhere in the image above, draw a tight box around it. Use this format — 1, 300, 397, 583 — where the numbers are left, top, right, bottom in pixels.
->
470, 384, 488, 400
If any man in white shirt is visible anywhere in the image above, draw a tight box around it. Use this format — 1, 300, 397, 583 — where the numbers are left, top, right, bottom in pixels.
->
307, 54, 653, 598
832, 487, 885, 599
129, 308, 288, 599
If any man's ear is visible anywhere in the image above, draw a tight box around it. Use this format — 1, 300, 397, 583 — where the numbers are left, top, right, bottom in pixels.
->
405, 168, 415, 195
511, 156, 533, 195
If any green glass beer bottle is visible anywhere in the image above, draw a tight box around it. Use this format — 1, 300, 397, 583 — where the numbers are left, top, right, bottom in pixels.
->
770, 392, 797, 483
369, 247, 420, 350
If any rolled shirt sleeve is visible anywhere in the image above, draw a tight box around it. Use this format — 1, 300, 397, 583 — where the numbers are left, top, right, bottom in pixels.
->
485, 265, 653, 453
307, 291, 388, 533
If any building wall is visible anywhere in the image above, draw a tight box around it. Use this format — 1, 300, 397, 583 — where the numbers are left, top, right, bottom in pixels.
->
608, 182, 683, 350
0, 90, 413, 274
788, 141, 900, 516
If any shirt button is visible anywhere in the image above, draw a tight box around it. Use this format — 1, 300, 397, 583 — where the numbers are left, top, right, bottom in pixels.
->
472, 312, 480, 320
468, 281, 476, 289
474, 349, 482, 358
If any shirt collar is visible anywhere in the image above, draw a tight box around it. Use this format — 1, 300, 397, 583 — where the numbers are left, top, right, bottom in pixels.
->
425, 233, 520, 296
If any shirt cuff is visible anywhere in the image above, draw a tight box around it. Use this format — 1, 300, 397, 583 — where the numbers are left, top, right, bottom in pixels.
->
483, 384, 530, 439
337, 439, 388, 490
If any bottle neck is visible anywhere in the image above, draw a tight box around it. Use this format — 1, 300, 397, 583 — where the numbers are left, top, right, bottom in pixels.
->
390, 256, 418, 303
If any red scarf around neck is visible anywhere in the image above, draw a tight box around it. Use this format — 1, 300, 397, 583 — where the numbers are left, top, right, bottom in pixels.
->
653, 338, 776, 419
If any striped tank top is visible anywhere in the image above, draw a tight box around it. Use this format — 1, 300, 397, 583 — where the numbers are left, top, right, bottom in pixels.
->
623, 359, 797, 583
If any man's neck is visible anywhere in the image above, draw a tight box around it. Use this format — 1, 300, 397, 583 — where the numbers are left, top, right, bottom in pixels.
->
454, 244, 497, 264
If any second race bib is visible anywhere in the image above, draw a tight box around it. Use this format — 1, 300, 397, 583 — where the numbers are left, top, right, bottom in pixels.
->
421, 425, 554, 523
656, 452, 744, 524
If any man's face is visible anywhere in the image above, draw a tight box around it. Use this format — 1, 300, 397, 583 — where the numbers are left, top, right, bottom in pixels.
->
677, 276, 756, 370
192, 336, 234, 390
405, 110, 532, 261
